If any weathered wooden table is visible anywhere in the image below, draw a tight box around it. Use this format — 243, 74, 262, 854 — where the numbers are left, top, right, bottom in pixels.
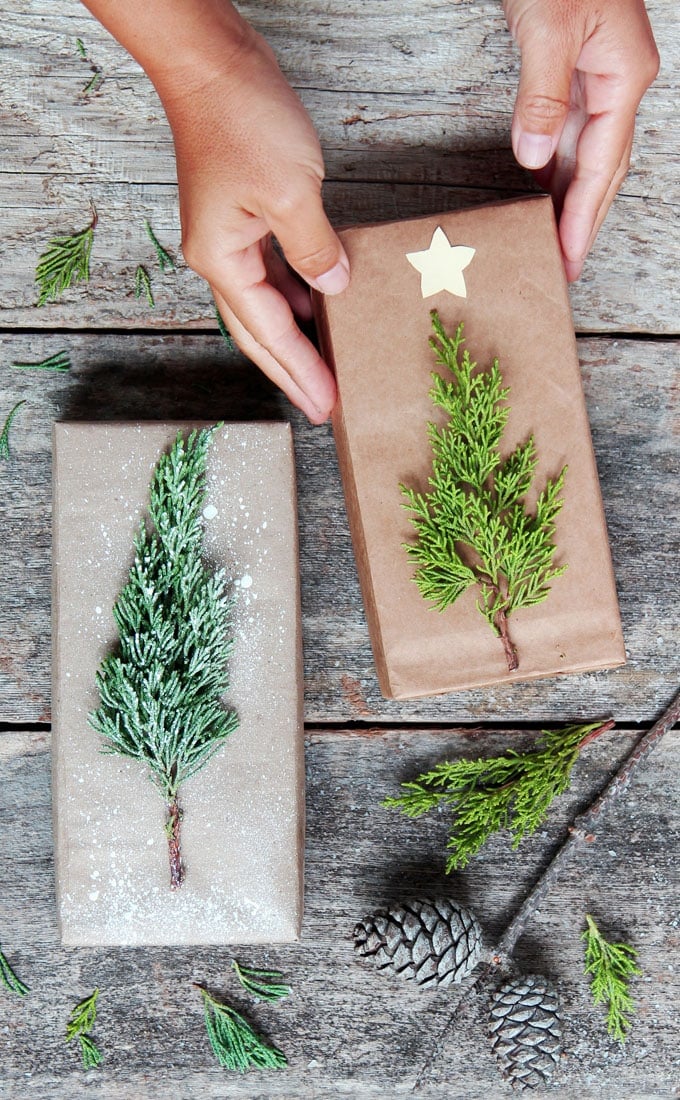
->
1, 2, 678, 1097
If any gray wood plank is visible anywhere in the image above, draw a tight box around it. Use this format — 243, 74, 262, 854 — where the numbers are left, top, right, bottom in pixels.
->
0, 724, 677, 1098
0, 333, 677, 725
0, 0, 677, 331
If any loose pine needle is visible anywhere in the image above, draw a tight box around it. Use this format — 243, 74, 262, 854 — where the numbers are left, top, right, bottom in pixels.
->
0, 944, 29, 997
134, 264, 155, 308
384, 721, 613, 872
12, 350, 71, 373
35, 207, 97, 306
197, 986, 287, 1072
215, 305, 235, 350
582, 914, 640, 1043
66, 988, 103, 1067
0, 400, 27, 460
232, 960, 291, 1003
144, 220, 175, 272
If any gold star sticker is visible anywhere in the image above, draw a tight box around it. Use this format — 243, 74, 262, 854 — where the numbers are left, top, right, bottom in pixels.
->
406, 227, 476, 299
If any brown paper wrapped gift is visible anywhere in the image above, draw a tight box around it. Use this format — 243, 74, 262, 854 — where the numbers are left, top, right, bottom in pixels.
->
314, 196, 625, 699
52, 422, 304, 945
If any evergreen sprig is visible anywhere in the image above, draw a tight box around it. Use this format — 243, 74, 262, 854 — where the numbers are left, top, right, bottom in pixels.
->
384, 721, 611, 872
401, 312, 567, 671
12, 350, 71, 373
134, 264, 155, 308
145, 220, 175, 272
0, 400, 26, 460
35, 207, 97, 305
232, 961, 291, 1003
215, 305, 235, 350
197, 986, 287, 1072
89, 427, 238, 888
0, 944, 29, 996
66, 989, 103, 1067
582, 914, 640, 1042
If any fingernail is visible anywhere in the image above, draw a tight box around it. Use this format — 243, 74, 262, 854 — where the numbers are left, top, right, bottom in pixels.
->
517, 132, 553, 170
314, 260, 350, 295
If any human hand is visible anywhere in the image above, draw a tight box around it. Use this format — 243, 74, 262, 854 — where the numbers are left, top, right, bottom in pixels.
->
157, 17, 348, 423
503, 0, 659, 281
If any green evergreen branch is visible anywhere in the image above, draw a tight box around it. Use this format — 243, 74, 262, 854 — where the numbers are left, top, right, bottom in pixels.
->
66, 989, 103, 1067
144, 220, 175, 272
0, 400, 26, 460
75, 37, 87, 60
0, 944, 29, 996
401, 312, 567, 672
12, 350, 71, 373
89, 427, 239, 889
134, 264, 155, 308
35, 206, 97, 305
75, 37, 103, 94
582, 914, 640, 1043
215, 305, 235, 350
232, 961, 291, 1003
196, 986, 287, 1072
384, 720, 613, 872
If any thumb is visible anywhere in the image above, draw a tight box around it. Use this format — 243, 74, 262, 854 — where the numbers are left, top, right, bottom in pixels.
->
510, 22, 580, 170
264, 175, 350, 296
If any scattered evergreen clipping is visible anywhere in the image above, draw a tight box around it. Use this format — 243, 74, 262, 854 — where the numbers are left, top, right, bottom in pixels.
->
11, 350, 71, 373
0, 944, 29, 997
384, 720, 613, 871
197, 986, 287, 1072
0, 400, 26, 461
215, 304, 235, 350
134, 263, 154, 308
35, 206, 97, 305
144, 220, 175, 272
66, 989, 103, 1068
401, 312, 567, 671
89, 427, 239, 889
75, 38, 103, 94
582, 914, 641, 1042
232, 961, 291, 1003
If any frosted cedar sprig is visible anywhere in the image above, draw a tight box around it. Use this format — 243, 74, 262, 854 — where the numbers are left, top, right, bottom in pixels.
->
196, 985, 287, 1072
35, 206, 97, 305
12, 350, 71, 373
66, 989, 103, 1068
232, 961, 291, 1003
134, 264, 154, 308
0, 944, 29, 996
384, 720, 614, 872
144, 220, 175, 272
0, 400, 26, 460
582, 914, 640, 1043
401, 312, 567, 672
89, 427, 238, 889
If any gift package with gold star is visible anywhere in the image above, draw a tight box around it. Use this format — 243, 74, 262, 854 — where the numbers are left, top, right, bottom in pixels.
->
314, 195, 626, 699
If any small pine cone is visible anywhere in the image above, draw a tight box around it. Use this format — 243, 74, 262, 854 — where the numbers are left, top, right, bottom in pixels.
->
353, 898, 483, 988
489, 974, 562, 1090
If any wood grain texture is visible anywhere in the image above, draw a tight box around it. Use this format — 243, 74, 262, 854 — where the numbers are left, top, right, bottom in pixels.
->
0, 724, 677, 1098
0, 333, 677, 725
0, 0, 678, 330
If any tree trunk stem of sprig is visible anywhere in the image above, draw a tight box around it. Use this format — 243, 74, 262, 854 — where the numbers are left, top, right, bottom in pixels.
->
494, 608, 518, 671
167, 797, 184, 890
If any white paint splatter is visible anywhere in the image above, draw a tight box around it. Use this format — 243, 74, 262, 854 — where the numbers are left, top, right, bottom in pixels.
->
203, 504, 218, 520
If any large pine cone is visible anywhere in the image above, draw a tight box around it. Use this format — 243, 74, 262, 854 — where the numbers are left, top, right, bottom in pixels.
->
489, 974, 562, 1090
354, 899, 483, 987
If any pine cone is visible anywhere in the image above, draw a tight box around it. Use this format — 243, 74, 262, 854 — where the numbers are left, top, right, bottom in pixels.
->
489, 974, 562, 1090
353, 899, 482, 987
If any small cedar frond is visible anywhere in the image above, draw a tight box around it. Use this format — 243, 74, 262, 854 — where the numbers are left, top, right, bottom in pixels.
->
66, 989, 102, 1066
36, 209, 97, 305
0, 945, 29, 996
134, 264, 154, 308
144, 220, 176, 272
582, 914, 641, 1043
12, 350, 71, 373
0, 401, 27, 460
197, 986, 287, 1072
215, 305, 236, 350
231, 961, 291, 1003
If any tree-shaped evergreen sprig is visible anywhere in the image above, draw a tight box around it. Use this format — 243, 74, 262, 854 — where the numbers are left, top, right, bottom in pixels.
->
582, 914, 641, 1042
196, 985, 288, 1072
384, 720, 614, 871
35, 204, 97, 306
65, 989, 103, 1068
89, 426, 239, 889
401, 312, 567, 671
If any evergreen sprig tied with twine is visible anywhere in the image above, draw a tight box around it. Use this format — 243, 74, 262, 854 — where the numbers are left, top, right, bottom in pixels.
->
35, 205, 97, 305
0, 401, 26, 461
197, 986, 287, 1072
12, 350, 71, 373
232, 961, 291, 1003
89, 426, 239, 889
401, 312, 567, 671
384, 720, 613, 872
66, 989, 103, 1068
582, 914, 641, 1042
0, 945, 29, 996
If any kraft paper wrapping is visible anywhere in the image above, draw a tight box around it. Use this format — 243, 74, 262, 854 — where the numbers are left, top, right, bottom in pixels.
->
52, 422, 304, 945
314, 196, 625, 699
